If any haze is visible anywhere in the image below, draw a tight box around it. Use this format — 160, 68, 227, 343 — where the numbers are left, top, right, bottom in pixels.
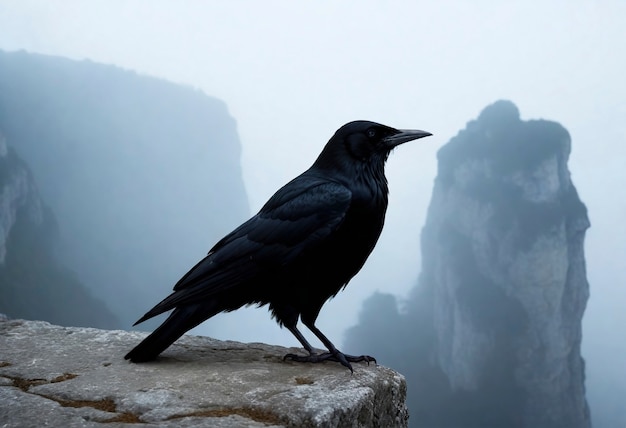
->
1, 1, 624, 426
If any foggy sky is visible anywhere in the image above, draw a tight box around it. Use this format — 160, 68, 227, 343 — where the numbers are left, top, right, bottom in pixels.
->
1, 2, 624, 408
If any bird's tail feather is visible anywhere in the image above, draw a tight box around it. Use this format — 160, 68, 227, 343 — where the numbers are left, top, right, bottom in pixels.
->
125, 303, 217, 362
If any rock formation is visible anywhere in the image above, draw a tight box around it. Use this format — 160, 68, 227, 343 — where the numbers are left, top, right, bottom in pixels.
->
345, 100, 591, 427
0, 50, 249, 328
0, 132, 117, 328
0, 318, 408, 427
0, 131, 43, 264
417, 100, 590, 427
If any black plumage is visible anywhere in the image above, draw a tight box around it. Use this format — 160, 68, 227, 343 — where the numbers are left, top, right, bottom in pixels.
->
125, 120, 431, 371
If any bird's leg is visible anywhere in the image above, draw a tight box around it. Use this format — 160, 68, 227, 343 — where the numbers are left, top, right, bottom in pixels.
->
283, 324, 343, 364
284, 324, 317, 355
284, 319, 376, 373
305, 321, 376, 372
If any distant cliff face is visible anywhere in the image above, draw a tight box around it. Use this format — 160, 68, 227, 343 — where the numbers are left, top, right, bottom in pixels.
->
0, 50, 249, 327
0, 132, 43, 264
418, 100, 590, 427
344, 100, 591, 428
0, 132, 118, 328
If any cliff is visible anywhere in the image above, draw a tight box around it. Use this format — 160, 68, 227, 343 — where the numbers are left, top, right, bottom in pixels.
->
0, 133, 117, 328
0, 131, 43, 265
420, 100, 590, 427
345, 100, 591, 427
0, 50, 249, 328
0, 318, 408, 427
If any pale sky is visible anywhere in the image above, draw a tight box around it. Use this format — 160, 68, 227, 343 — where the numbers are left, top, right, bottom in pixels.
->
1, 1, 624, 392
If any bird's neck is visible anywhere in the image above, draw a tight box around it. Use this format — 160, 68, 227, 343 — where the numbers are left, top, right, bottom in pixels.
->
312, 155, 390, 202
354, 158, 390, 203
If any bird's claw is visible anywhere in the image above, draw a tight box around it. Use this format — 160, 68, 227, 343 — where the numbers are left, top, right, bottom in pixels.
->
345, 354, 377, 365
283, 351, 377, 373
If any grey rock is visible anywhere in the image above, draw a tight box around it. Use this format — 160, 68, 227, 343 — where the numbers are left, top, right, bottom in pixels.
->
418, 100, 591, 427
0, 319, 408, 427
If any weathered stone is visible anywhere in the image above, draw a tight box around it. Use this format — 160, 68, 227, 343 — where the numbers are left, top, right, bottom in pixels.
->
0, 319, 407, 427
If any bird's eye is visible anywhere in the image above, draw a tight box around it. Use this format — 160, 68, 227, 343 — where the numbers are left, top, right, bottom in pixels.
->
367, 129, 376, 138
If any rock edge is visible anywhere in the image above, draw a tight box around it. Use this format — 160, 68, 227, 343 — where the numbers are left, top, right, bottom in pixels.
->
0, 319, 407, 427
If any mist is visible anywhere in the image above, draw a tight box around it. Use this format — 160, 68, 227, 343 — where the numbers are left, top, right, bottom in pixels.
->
1, 1, 624, 427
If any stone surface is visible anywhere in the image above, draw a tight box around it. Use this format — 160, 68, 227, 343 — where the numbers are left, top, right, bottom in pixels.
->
0, 319, 408, 427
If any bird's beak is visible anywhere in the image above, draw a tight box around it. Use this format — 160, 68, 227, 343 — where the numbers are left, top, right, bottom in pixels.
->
383, 129, 432, 148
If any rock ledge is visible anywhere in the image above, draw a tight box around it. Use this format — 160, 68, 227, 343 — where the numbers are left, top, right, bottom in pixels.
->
0, 319, 407, 427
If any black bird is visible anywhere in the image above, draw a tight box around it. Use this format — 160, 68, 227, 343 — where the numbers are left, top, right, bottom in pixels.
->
125, 120, 431, 371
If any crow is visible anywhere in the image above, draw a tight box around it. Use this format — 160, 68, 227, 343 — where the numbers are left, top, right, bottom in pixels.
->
125, 120, 431, 371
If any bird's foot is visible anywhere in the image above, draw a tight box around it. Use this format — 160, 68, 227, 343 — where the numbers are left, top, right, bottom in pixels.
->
284, 351, 376, 373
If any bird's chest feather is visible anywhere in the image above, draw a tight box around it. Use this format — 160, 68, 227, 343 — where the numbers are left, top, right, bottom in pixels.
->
313, 181, 387, 278
340, 187, 387, 254
288, 195, 385, 306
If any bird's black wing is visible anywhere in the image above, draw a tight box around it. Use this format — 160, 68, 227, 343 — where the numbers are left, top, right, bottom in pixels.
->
133, 175, 352, 324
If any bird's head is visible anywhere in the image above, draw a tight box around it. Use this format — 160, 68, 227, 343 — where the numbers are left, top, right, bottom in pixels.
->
313, 120, 432, 174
